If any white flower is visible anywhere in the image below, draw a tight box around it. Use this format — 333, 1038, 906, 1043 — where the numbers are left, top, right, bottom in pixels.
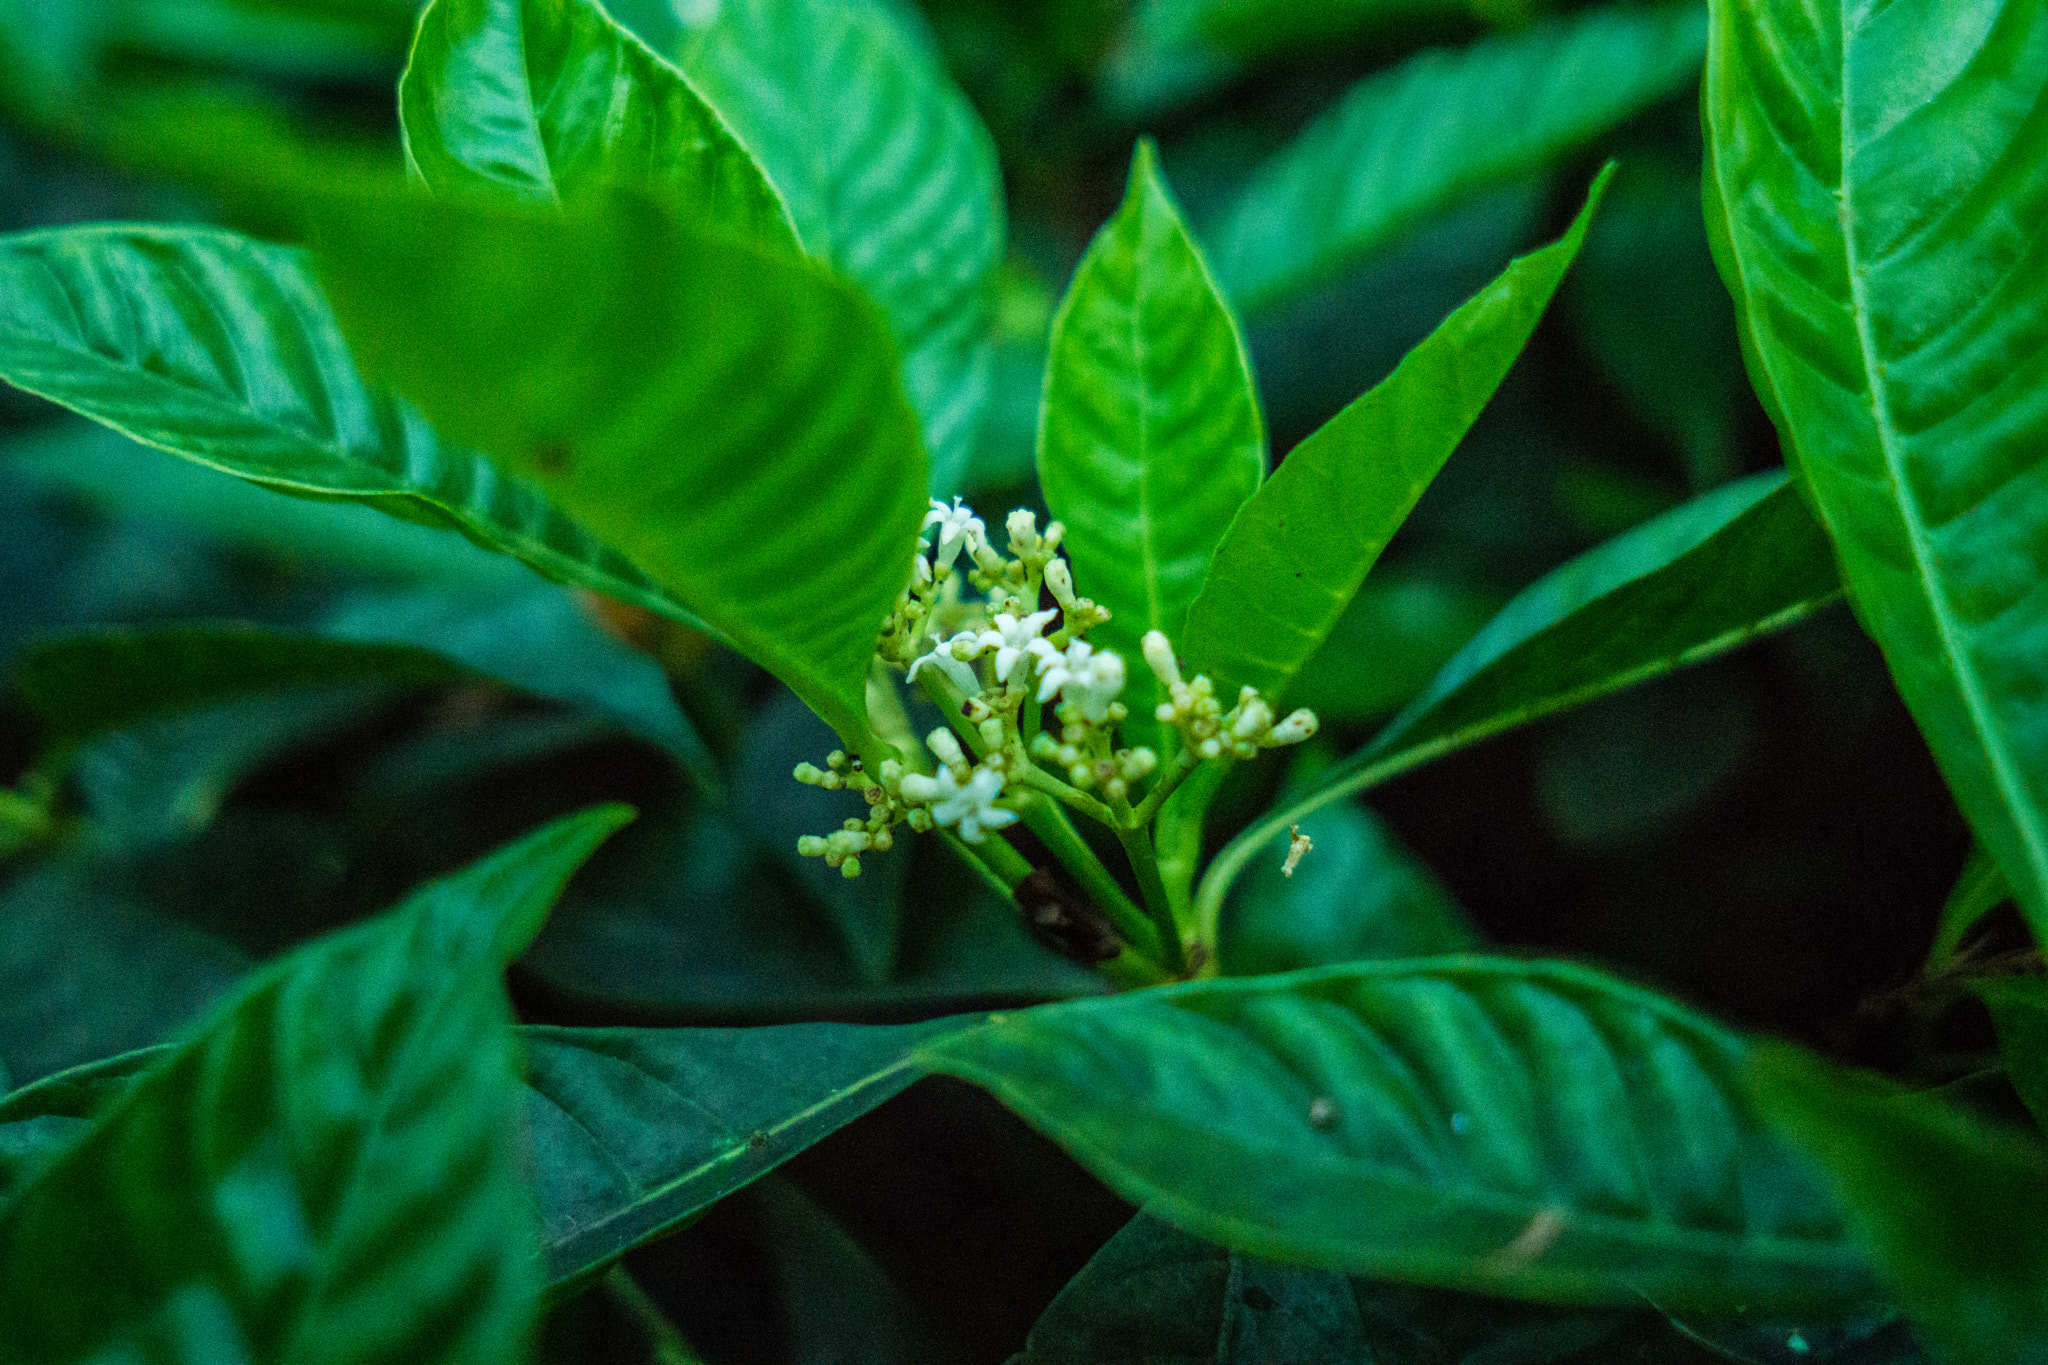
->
1262, 708, 1319, 746
1031, 640, 1126, 722
901, 764, 1016, 843
923, 497, 985, 574
907, 631, 982, 696
1141, 630, 1182, 689
976, 609, 1058, 683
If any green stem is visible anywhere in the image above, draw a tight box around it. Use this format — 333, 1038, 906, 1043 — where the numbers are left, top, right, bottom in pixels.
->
1009, 761, 1120, 827
1189, 745, 1424, 974
943, 833, 1166, 989
1128, 748, 1201, 827
1116, 823, 1186, 976
1013, 791, 1162, 965
604, 1265, 704, 1365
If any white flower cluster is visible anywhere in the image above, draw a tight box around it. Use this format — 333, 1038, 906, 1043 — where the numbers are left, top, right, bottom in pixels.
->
796, 497, 1318, 872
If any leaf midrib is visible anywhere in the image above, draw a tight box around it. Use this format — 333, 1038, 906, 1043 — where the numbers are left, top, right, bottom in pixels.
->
1831, 3, 2048, 904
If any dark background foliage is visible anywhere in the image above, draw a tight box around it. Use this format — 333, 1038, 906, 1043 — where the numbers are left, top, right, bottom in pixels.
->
0, 1, 1987, 1359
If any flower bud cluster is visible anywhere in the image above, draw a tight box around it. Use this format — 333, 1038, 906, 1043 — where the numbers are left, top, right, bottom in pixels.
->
795, 501, 1318, 879
1141, 630, 1319, 760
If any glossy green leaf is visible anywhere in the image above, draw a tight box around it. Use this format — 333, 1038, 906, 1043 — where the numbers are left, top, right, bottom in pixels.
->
676, 0, 1004, 493
923, 958, 1871, 1309
400, 0, 795, 251
1208, 3, 1706, 312
310, 188, 927, 755
1182, 172, 1606, 704
1021, 1212, 1628, 1364
1751, 1042, 2048, 1363
1219, 799, 1478, 976
0, 805, 631, 1364
1284, 573, 1501, 723
1929, 846, 2011, 969
1973, 978, 2048, 1136
22, 588, 715, 784
1038, 140, 1265, 740
1198, 473, 1841, 933
0, 224, 700, 625
1705, 0, 2048, 947
521, 1015, 972, 1287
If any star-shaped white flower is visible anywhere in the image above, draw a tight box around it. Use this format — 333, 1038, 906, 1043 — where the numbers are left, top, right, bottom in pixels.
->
976, 609, 1058, 683
1030, 640, 1126, 722
922, 496, 985, 574
907, 631, 982, 695
902, 764, 1016, 843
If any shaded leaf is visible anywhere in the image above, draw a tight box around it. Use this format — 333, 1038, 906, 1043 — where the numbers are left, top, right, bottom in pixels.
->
310, 187, 927, 754
1219, 798, 1478, 976
0, 805, 630, 1364
1182, 171, 1605, 705
1038, 140, 1264, 743
1928, 846, 2011, 970
1751, 1042, 2048, 1363
1973, 977, 2048, 1136
1284, 571, 1500, 724
401, 0, 795, 250
923, 959, 1872, 1309
1208, 4, 1706, 312
522, 1015, 973, 1288
0, 225, 696, 624
1702, 0, 2048, 944
1198, 473, 1839, 931
677, 0, 1005, 493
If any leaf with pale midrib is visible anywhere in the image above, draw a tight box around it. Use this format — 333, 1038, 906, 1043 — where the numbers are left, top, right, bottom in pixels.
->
0, 805, 631, 1365
1703, 0, 2048, 947
921, 958, 1873, 1310
0, 224, 697, 626
401, 0, 797, 250
1038, 139, 1264, 747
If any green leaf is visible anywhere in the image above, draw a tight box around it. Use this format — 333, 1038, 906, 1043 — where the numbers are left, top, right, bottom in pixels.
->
1284, 573, 1501, 724
1197, 473, 1840, 935
1219, 799, 1479, 976
1181, 172, 1606, 705
521, 1015, 971, 1288
1750, 1042, 2048, 1363
1020, 1212, 1628, 1364
18, 585, 716, 788
1703, 0, 2048, 945
400, 0, 796, 252
0, 224, 699, 625
1928, 846, 2012, 970
1038, 139, 1265, 740
922, 958, 1871, 1310
676, 0, 1005, 494
309, 188, 928, 755
0, 1047, 165, 1206
0, 805, 630, 1364
1973, 978, 2048, 1136
1207, 3, 1707, 313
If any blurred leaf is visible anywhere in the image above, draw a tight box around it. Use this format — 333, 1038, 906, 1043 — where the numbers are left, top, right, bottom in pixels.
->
1703, 0, 2048, 945
0, 226, 698, 625
0, 1047, 166, 1205
1566, 155, 1747, 490
73, 682, 397, 848
745, 1177, 963, 1365
923, 959, 1871, 1309
1182, 171, 1603, 706
1220, 798, 1477, 975
0, 859, 249, 1087
522, 1015, 973, 1288
1285, 572, 1500, 723
520, 792, 1104, 1018
311, 188, 926, 756
1038, 140, 1264, 745
1208, 3, 1706, 313
1973, 978, 2048, 1136
0, 806, 630, 1364
3, 420, 532, 589
401, 0, 796, 250
1020, 1212, 1625, 1364
1928, 847, 2011, 971
1200, 473, 1839, 930
676, 0, 1005, 494
1751, 1042, 2048, 1363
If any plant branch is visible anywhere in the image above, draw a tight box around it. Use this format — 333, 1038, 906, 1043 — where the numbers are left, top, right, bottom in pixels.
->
1116, 823, 1187, 976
